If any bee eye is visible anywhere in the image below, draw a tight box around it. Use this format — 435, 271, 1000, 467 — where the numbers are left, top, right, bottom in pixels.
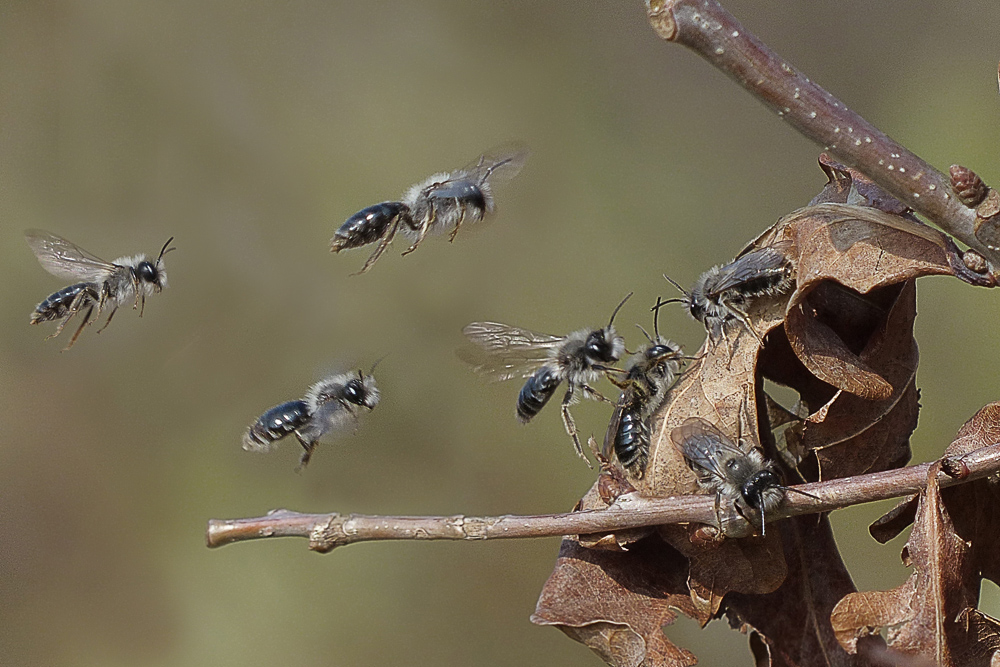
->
137, 262, 158, 282
343, 380, 364, 404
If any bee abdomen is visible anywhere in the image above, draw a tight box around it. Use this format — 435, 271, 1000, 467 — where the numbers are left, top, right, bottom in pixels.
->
332, 202, 410, 251
734, 269, 791, 300
615, 407, 650, 475
30, 282, 98, 324
516, 367, 561, 423
243, 400, 311, 451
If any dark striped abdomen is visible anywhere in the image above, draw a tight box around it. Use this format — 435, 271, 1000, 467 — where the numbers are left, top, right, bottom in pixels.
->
244, 400, 311, 450
516, 367, 561, 423
31, 282, 99, 324
332, 202, 410, 250
614, 404, 650, 476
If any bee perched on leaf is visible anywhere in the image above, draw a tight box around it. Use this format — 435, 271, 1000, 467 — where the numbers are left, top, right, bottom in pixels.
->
26, 230, 175, 350
672, 417, 817, 536
462, 294, 632, 465
332, 144, 529, 274
603, 297, 686, 478
664, 243, 794, 346
243, 368, 380, 470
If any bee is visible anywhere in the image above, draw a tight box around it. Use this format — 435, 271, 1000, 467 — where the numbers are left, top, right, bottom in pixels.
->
664, 245, 794, 346
462, 293, 631, 465
671, 417, 817, 536
332, 144, 529, 274
603, 297, 685, 478
26, 230, 175, 350
243, 369, 380, 469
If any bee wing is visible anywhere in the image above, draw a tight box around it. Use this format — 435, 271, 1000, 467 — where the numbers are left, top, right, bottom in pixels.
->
671, 417, 746, 482
602, 390, 631, 460
429, 143, 530, 199
25, 229, 117, 282
297, 400, 358, 445
460, 321, 563, 382
703, 246, 791, 300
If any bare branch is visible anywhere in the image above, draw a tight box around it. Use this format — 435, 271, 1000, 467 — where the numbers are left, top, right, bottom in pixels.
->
643, 0, 1000, 268
206, 441, 1000, 553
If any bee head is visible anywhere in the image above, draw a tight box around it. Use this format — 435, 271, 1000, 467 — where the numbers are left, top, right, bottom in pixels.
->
583, 328, 620, 363
741, 469, 782, 509
135, 261, 163, 288
345, 371, 381, 410
140, 236, 176, 291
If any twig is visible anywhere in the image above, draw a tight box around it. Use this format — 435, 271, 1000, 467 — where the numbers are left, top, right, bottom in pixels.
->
643, 0, 1000, 267
206, 442, 1000, 552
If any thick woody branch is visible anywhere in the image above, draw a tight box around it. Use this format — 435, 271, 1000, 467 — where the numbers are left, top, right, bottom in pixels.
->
206, 441, 1000, 553
644, 0, 1000, 267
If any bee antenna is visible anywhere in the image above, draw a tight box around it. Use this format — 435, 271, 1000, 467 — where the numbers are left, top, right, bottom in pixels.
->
662, 274, 689, 298
368, 354, 389, 375
635, 324, 654, 345
157, 237, 177, 263
759, 495, 766, 538
652, 298, 687, 313
781, 485, 822, 501
608, 291, 633, 328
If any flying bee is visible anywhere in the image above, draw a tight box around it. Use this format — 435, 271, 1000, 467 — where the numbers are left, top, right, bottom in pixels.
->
664, 244, 794, 347
603, 297, 686, 478
332, 144, 529, 274
243, 368, 380, 469
26, 230, 175, 350
462, 293, 631, 465
671, 417, 818, 536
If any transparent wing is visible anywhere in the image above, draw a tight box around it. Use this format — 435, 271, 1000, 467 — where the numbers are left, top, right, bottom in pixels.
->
671, 417, 745, 482
427, 143, 530, 199
297, 400, 358, 445
460, 321, 563, 382
25, 229, 117, 282
601, 390, 631, 460
703, 246, 791, 299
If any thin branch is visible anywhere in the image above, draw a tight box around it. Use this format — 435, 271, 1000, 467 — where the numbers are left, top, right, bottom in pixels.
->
643, 0, 1000, 268
205, 441, 1000, 553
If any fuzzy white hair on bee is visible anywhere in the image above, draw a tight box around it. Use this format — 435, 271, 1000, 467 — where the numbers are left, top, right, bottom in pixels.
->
305, 371, 380, 412
663, 245, 794, 346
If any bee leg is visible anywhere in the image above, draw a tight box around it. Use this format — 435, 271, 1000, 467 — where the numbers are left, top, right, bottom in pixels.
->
352, 218, 400, 276
727, 303, 767, 348
139, 293, 146, 317
560, 387, 593, 468
95, 306, 119, 334
63, 305, 95, 351
401, 219, 431, 256
581, 384, 614, 405
447, 203, 466, 243
46, 288, 91, 340
293, 433, 315, 471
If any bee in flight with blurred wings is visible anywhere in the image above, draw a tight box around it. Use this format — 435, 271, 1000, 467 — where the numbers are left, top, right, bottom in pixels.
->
332, 143, 529, 274
462, 294, 631, 465
26, 230, 175, 350
243, 368, 380, 470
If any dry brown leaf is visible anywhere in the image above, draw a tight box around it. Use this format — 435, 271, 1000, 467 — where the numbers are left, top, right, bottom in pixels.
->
800, 280, 918, 480
531, 536, 699, 667
725, 516, 864, 667
870, 402, 1000, 580
537, 161, 997, 666
831, 462, 987, 666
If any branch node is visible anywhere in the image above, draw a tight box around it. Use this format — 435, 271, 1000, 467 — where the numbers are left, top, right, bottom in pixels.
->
949, 164, 988, 208
645, 0, 677, 40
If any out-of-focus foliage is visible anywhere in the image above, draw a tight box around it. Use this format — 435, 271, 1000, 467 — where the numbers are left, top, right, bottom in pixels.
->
2, 1, 999, 665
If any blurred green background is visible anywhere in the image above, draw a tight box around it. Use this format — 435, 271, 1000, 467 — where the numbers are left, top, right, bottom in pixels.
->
2, 1, 999, 665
